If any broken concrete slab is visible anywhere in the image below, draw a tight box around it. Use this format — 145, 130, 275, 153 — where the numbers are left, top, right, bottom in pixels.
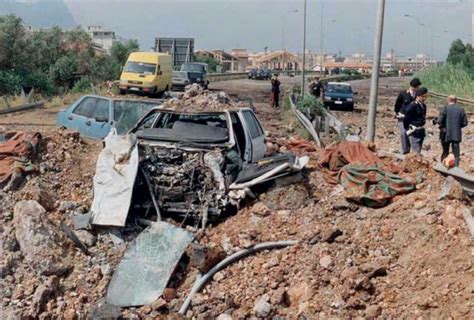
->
13, 200, 70, 276
72, 212, 91, 230
438, 176, 464, 201
106, 221, 193, 307
91, 134, 138, 227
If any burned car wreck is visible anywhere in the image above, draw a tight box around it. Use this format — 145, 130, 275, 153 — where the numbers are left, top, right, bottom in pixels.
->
90, 92, 308, 228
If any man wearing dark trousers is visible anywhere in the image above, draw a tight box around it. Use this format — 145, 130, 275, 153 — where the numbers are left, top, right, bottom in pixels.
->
394, 78, 422, 154
436, 95, 468, 166
403, 87, 428, 154
271, 74, 281, 108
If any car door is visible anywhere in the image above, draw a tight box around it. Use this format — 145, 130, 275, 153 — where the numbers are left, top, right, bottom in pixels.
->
66, 96, 97, 136
86, 97, 112, 140
240, 110, 267, 162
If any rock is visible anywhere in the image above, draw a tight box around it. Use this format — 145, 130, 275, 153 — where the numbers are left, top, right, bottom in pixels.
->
13, 201, 69, 276
217, 314, 233, 320
74, 230, 97, 247
253, 295, 272, 318
22, 185, 55, 211
287, 282, 312, 307
251, 203, 270, 217
58, 201, 80, 213
438, 176, 464, 201
187, 243, 226, 273
89, 300, 121, 319
365, 305, 382, 318
213, 271, 225, 282
162, 288, 176, 301
322, 229, 343, 243
319, 255, 333, 269
31, 276, 59, 316
151, 298, 167, 310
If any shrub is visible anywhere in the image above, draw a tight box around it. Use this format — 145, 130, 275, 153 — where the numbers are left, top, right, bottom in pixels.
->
71, 77, 93, 93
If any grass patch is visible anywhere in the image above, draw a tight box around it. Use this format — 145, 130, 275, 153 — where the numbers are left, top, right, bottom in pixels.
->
416, 64, 474, 99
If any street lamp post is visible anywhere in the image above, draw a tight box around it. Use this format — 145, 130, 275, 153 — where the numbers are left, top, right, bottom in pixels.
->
301, 0, 307, 97
366, 0, 386, 143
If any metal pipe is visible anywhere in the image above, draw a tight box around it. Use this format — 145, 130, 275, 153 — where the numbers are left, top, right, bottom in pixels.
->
301, 0, 307, 97
178, 240, 298, 315
365, 0, 386, 142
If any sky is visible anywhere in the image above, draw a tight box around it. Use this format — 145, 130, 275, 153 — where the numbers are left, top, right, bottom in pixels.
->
3, 0, 473, 60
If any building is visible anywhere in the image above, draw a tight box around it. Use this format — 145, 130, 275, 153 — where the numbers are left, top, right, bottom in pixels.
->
253, 51, 301, 70
195, 50, 246, 72
87, 26, 115, 53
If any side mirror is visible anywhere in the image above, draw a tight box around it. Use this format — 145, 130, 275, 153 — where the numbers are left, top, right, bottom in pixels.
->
95, 116, 108, 123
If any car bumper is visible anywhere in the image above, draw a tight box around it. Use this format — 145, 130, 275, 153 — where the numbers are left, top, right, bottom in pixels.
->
119, 85, 156, 93
323, 100, 354, 110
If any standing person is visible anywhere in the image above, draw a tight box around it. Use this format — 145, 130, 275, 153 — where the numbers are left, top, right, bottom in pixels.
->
403, 87, 428, 154
394, 77, 422, 154
308, 76, 322, 98
435, 95, 468, 166
271, 74, 281, 108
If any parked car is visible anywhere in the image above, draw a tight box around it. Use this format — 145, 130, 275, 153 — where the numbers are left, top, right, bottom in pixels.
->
125, 106, 306, 222
56, 95, 162, 140
262, 68, 272, 80
172, 71, 191, 91
180, 62, 209, 89
323, 82, 355, 111
119, 52, 172, 97
248, 68, 269, 80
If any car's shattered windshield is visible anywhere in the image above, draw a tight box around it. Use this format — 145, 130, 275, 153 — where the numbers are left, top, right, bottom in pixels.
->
113, 100, 158, 134
138, 112, 229, 143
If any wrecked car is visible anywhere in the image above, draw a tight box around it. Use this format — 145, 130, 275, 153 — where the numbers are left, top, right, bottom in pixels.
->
91, 105, 307, 228
56, 95, 163, 140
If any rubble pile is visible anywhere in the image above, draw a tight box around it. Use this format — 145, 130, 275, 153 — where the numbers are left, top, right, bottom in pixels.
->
162, 85, 247, 112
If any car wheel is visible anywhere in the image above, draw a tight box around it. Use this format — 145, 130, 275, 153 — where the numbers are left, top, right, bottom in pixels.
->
348, 103, 354, 111
119, 89, 127, 95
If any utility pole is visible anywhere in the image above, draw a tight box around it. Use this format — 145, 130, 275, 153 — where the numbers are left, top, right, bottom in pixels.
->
320, 0, 324, 75
301, 0, 307, 97
366, 0, 386, 142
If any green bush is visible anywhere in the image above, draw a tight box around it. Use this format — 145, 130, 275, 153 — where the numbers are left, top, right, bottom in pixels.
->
0, 71, 22, 94
71, 77, 93, 93
296, 95, 326, 117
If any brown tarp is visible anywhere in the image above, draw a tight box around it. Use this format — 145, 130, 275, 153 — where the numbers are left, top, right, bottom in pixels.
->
0, 131, 41, 184
318, 141, 415, 207
318, 141, 400, 184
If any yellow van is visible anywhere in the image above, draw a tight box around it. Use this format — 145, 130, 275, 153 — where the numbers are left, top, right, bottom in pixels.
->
119, 52, 172, 96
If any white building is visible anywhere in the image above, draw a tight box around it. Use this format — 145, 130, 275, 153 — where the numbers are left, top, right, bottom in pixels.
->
87, 26, 115, 53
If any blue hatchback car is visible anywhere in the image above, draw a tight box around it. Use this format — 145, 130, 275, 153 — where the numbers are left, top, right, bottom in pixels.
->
56, 95, 163, 140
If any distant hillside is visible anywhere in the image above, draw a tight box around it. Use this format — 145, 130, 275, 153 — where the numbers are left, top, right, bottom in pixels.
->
0, 0, 76, 28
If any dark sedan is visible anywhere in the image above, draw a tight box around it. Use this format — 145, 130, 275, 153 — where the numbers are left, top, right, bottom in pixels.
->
323, 82, 355, 111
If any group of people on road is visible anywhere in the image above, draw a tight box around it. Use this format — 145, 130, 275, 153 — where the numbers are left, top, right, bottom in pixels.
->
270, 74, 324, 108
395, 77, 468, 166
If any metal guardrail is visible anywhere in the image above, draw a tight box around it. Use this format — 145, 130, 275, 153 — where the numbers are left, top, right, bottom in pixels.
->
430, 92, 474, 106
0, 101, 44, 116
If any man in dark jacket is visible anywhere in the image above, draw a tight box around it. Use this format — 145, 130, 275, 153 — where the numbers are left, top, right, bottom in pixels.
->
271, 74, 281, 108
394, 77, 422, 154
436, 95, 468, 166
309, 77, 322, 98
403, 87, 428, 154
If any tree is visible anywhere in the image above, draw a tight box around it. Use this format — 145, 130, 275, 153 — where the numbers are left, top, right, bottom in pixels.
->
110, 39, 140, 66
195, 55, 221, 73
51, 55, 79, 88
447, 39, 466, 65
0, 15, 29, 71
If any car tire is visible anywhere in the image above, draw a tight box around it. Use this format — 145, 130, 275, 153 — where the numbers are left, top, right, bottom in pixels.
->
348, 103, 354, 111
119, 89, 127, 95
